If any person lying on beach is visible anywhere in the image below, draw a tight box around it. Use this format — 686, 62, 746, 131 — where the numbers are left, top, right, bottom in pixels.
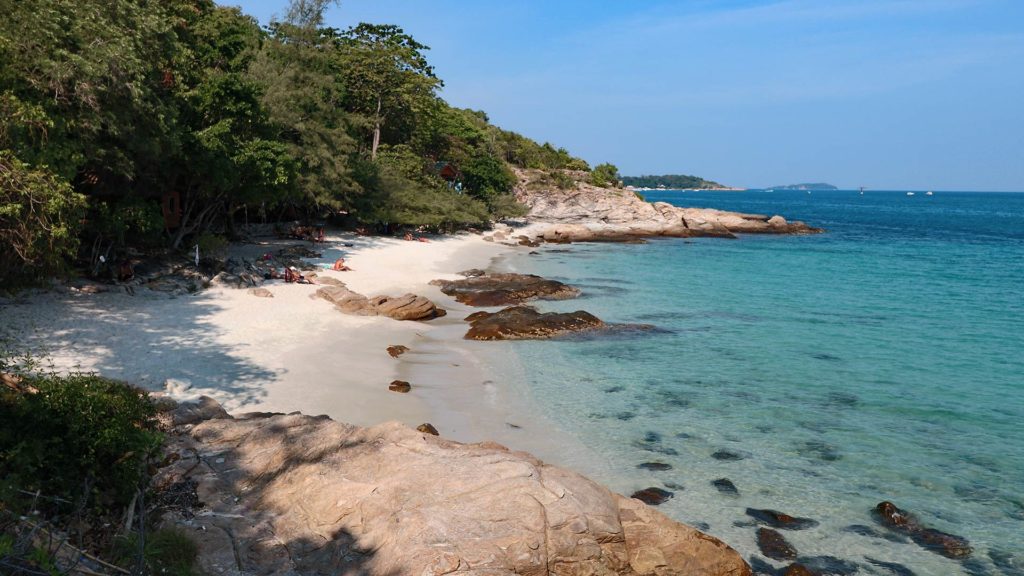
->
331, 258, 352, 271
404, 232, 414, 241
285, 266, 315, 284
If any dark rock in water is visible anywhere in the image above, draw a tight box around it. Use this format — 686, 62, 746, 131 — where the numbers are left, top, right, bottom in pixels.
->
386, 345, 409, 358
416, 423, 439, 435
712, 478, 740, 496
458, 268, 486, 278
843, 524, 908, 543
866, 557, 917, 576
712, 450, 745, 461
794, 556, 859, 575
388, 380, 411, 393
675, 431, 693, 439
757, 528, 797, 560
644, 431, 663, 443
430, 272, 580, 307
631, 487, 673, 505
663, 481, 685, 491
962, 558, 995, 576
874, 501, 972, 558
463, 306, 605, 340
632, 432, 679, 456
692, 521, 711, 532
637, 462, 672, 471
615, 411, 636, 421
604, 385, 625, 393
798, 441, 842, 462
746, 508, 820, 530
824, 392, 859, 408
811, 353, 842, 362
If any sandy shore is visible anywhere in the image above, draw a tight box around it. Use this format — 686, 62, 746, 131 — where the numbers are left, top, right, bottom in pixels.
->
1, 229, 602, 466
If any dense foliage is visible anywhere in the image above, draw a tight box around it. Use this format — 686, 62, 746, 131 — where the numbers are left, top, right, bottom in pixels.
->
0, 374, 160, 510
0, 0, 589, 286
621, 174, 726, 189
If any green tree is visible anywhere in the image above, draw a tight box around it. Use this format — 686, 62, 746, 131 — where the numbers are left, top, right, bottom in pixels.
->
337, 24, 442, 159
590, 162, 621, 188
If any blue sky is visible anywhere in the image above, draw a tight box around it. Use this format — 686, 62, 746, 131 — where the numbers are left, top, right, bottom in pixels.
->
228, 0, 1024, 191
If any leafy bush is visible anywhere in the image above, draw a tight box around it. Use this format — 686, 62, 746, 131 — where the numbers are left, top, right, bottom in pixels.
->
114, 528, 200, 576
589, 162, 621, 188
461, 151, 514, 202
548, 170, 576, 190
0, 374, 161, 511
0, 151, 87, 288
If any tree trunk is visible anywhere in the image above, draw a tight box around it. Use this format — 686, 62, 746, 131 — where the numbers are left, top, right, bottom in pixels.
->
371, 96, 382, 160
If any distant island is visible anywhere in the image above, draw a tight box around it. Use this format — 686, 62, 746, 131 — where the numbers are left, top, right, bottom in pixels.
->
622, 174, 732, 190
769, 183, 838, 190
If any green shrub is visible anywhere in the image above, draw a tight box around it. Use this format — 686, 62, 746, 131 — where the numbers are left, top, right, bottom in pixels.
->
114, 528, 200, 576
589, 162, 621, 188
548, 170, 575, 190
0, 374, 161, 511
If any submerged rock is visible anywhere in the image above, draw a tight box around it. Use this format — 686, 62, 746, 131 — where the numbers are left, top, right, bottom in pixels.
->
631, 487, 674, 505
712, 450, 745, 461
637, 462, 673, 471
430, 272, 580, 307
464, 305, 605, 340
712, 478, 740, 496
874, 501, 972, 559
155, 401, 752, 575
756, 528, 797, 560
746, 508, 820, 530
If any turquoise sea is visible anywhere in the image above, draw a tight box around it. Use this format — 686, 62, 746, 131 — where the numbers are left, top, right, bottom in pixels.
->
499, 190, 1024, 575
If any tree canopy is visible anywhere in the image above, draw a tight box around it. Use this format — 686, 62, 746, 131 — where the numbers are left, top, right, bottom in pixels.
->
0, 0, 594, 287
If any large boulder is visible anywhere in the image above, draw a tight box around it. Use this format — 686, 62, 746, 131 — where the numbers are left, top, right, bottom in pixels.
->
316, 285, 445, 321
430, 272, 581, 307
874, 501, 972, 559
155, 404, 752, 575
464, 305, 606, 340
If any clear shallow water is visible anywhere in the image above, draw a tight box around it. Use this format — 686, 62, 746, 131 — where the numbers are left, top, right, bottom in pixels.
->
501, 190, 1024, 575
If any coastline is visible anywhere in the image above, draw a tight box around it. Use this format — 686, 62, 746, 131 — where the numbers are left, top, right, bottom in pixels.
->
1, 229, 604, 468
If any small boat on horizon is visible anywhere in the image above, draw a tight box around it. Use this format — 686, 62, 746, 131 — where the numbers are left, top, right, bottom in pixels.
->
926, 191, 934, 196
907, 192, 915, 196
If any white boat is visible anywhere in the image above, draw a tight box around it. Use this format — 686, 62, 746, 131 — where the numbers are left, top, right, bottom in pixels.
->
906, 192, 915, 196
926, 191, 934, 196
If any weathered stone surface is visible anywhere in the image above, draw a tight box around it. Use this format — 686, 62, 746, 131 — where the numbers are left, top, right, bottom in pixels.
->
430, 272, 581, 306
416, 422, 439, 435
874, 501, 972, 559
464, 305, 605, 340
249, 287, 274, 298
385, 345, 409, 358
167, 396, 230, 426
756, 528, 797, 560
316, 285, 445, 321
745, 509, 819, 530
155, 405, 752, 575
514, 168, 822, 240
388, 380, 411, 393
631, 487, 674, 505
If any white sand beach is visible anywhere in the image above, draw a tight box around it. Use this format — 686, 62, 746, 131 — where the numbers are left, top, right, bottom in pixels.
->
1, 230, 603, 467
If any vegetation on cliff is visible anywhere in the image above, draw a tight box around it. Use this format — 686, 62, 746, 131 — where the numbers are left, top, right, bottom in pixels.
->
621, 174, 726, 189
0, 0, 601, 287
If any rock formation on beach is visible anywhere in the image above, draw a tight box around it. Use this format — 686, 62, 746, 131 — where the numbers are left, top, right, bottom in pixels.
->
464, 305, 606, 340
315, 283, 445, 321
430, 272, 581, 306
514, 169, 822, 241
155, 397, 752, 575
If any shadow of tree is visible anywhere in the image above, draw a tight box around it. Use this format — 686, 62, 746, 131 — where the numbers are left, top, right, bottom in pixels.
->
3, 290, 278, 408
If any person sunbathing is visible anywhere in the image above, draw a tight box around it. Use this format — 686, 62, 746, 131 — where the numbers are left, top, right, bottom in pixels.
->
331, 258, 352, 271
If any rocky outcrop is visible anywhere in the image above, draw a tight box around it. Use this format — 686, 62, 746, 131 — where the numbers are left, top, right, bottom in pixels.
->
315, 283, 445, 321
155, 398, 751, 575
514, 169, 821, 241
430, 272, 581, 307
874, 501, 972, 559
756, 528, 797, 560
745, 509, 819, 530
464, 306, 605, 340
